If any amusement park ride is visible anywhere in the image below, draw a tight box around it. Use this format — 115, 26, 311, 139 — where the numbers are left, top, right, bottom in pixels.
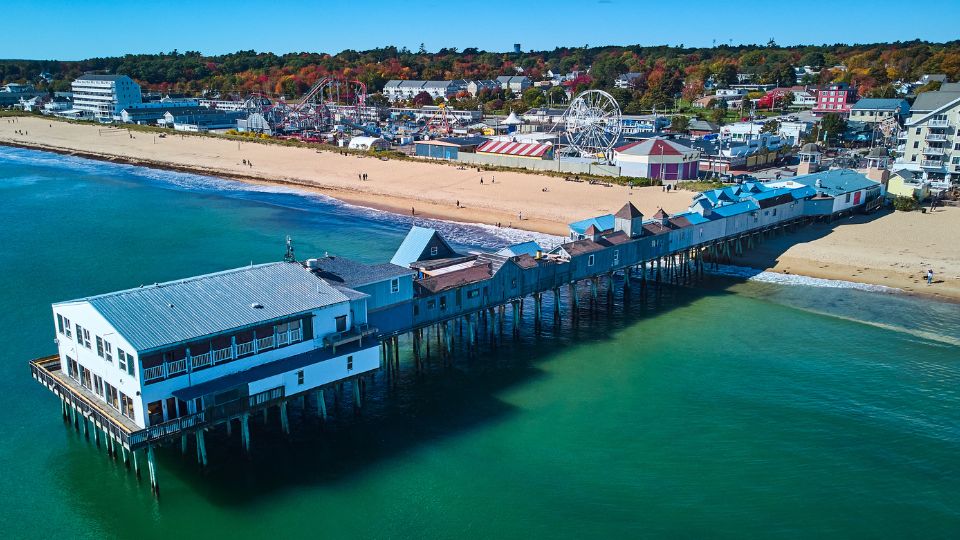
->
242, 80, 627, 163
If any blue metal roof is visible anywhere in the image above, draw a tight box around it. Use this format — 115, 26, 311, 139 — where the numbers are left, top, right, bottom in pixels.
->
710, 200, 760, 218
568, 214, 615, 235
672, 211, 710, 225
790, 169, 881, 198
497, 241, 542, 257
390, 226, 444, 267
58, 262, 348, 352
851, 98, 908, 111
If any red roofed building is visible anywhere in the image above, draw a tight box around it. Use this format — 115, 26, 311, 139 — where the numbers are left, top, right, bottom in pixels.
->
613, 137, 700, 182
477, 139, 554, 160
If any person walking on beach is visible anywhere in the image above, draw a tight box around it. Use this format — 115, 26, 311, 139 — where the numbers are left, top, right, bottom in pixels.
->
927, 269, 934, 285
480, 177, 483, 184
456, 200, 460, 208
518, 211, 523, 221
411, 207, 416, 216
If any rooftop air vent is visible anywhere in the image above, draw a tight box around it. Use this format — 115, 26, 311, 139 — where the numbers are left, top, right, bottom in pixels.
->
251, 302, 264, 309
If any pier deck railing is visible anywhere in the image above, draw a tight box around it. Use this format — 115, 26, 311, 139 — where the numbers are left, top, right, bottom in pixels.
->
31, 354, 287, 450
127, 386, 285, 449
30, 355, 138, 447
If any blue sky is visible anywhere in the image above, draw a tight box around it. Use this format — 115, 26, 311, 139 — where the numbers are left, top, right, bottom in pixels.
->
3, 0, 958, 60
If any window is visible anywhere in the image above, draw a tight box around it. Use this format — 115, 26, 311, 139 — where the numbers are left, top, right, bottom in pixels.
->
913, 141, 919, 149
147, 400, 163, 425
772, 208, 777, 216
466, 289, 479, 299
439, 296, 447, 310
427, 299, 436, 309
390, 278, 400, 294
67, 356, 79, 380
57, 314, 64, 334
118, 348, 127, 372
120, 393, 135, 421
297, 370, 304, 385
845, 193, 851, 203
915, 128, 921, 134
613, 250, 620, 265
430, 246, 438, 256
105, 383, 119, 410
104, 341, 112, 363
511, 278, 517, 288
96, 336, 104, 358
346, 355, 354, 371
911, 155, 917, 162
79, 365, 92, 390
335, 315, 347, 333
76, 325, 91, 348
93, 374, 104, 398
587, 254, 595, 267
126, 352, 136, 377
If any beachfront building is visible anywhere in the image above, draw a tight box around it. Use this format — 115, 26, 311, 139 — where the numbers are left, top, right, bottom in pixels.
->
613, 138, 701, 182
48, 261, 379, 427
0, 82, 44, 106
71, 74, 142, 121
896, 83, 960, 184
849, 98, 910, 124
414, 136, 486, 160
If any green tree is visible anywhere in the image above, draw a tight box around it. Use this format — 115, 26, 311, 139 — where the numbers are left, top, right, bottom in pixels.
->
547, 85, 568, 106
670, 115, 690, 133
819, 113, 847, 144
761, 119, 780, 133
522, 87, 544, 108
799, 51, 825, 68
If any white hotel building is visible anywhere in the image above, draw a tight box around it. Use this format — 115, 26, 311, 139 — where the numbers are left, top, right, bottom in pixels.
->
34, 261, 381, 489
70, 74, 142, 121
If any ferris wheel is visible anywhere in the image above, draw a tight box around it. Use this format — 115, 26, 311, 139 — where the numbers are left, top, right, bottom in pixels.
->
564, 89, 623, 162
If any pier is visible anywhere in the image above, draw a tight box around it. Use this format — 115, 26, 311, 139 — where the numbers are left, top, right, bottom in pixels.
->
28, 171, 885, 497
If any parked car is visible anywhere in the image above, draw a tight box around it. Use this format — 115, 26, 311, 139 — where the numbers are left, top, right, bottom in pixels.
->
732, 173, 758, 183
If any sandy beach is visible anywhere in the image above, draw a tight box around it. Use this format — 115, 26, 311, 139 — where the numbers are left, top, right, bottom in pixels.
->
0, 116, 693, 236
2, 115, 958, 300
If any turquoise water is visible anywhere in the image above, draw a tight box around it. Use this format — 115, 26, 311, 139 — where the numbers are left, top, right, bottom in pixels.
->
1, 146, 958, 539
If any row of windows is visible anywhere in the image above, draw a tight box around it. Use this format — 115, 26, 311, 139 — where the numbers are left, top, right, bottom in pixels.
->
67, 356, 136, 422
57, 314, 136, 379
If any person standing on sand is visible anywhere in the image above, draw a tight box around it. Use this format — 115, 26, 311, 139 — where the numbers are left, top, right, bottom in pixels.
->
927, 269, 934, 285
411, 207, 416, 216
456, 200, 460, 208
480, 178, 483, 184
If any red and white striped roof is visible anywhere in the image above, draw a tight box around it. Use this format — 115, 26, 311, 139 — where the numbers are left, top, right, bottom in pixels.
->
477, 140, 552, 157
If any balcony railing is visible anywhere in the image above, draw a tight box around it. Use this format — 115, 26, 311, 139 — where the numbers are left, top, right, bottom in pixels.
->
925, 133, 948, 142
236, 340, 254, 357
143, 365, 165, 382
923, 147, 946, 156
920, 159, 945, 168
191, 351, 211, 369
167, 358, 187, 376
213, 346, 232, 364
142, 329, 307, 384
928, 119, 950, 128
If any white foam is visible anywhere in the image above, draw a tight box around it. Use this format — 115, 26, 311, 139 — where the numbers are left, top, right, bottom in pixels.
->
0, 145, 564, 251
707, 263, 901, 293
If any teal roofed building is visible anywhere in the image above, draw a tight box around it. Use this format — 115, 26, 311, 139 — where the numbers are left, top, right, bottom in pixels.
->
568, 214, 615, 240
850, 98, 910, 124
390, 226, 458, 267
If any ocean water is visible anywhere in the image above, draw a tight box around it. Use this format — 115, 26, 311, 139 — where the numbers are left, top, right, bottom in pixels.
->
1, 146, 958, 539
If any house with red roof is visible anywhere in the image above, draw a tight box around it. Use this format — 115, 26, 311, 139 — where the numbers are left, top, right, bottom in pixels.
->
613, 137, 701, 182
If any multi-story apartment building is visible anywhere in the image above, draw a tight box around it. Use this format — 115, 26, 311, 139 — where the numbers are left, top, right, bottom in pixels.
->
898, 83, 960, 184
813, 83, 856, 116
71, 74, 142, 121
